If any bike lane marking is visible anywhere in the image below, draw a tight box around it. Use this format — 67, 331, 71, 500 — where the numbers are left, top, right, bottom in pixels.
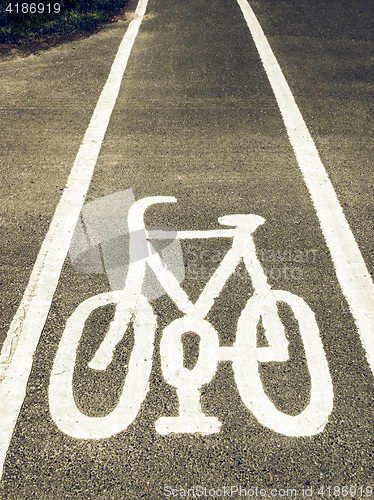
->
0, 0, 148, 478
48, 204, 333, 439
236, 0, 374, 373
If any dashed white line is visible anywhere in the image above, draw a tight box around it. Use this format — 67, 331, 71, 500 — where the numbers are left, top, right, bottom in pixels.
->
236, 0, 374, 373
0, 0, 148, 478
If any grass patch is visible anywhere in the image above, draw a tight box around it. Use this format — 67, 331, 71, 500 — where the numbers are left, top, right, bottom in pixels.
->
0, 0, 130, 45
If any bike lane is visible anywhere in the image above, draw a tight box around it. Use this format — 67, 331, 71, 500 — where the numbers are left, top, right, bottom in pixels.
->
1, 0, 373, 497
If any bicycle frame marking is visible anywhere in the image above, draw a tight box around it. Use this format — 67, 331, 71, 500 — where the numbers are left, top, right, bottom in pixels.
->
49, 197, 334, 439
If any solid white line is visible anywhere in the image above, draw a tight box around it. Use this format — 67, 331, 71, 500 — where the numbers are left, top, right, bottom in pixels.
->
0, 0, 148, 478
236, 0, 374, 372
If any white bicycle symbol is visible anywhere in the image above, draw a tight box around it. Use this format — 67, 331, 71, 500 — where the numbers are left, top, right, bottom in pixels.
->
49, 196, 333, 439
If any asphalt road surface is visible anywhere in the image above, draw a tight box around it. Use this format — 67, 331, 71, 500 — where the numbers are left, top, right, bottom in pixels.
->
0, 0, 373, 498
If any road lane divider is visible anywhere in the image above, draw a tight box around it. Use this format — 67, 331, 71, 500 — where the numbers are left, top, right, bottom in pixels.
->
0, 0, 148, 478
236, 0, 374, 375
